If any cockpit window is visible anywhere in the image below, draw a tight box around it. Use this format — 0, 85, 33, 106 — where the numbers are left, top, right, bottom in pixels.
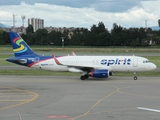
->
143, 60, 151, 63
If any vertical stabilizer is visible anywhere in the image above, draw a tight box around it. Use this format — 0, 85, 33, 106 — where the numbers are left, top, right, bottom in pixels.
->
9, 32, 38, 57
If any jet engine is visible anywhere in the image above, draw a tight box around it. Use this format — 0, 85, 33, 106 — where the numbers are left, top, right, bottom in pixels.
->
89, 69, 109, 78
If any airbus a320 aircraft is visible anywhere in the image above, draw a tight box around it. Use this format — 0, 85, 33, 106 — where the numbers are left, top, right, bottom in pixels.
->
6, 32, 157, 80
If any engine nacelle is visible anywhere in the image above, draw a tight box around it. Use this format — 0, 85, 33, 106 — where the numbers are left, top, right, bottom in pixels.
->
89, 69, 109, 78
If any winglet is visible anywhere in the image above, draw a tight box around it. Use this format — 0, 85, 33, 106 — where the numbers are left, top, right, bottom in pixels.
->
71, 51, 76, 56
52, 54, 55, 57
53, 56, 62, 65
17, 111, 22, 120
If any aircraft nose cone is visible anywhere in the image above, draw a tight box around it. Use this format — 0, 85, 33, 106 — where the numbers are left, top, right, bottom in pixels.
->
152, 63, 157, 70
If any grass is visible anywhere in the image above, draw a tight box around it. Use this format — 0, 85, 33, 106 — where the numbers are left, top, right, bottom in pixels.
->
0, 54, 16, 66
0, 69, 78, 76
0, 69, 159, 77
115, 71, 160, 76
1, 46, 160, 53
32, 47, 160, 53
143, 56, 160, 67
0, 47, 160, 76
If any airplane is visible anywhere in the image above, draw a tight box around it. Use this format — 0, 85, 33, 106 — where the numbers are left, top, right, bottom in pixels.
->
6, 32, 157, 80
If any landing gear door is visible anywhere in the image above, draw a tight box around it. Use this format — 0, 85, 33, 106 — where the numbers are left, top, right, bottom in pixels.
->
133, 58, 138, 67
34, 57, 39, 66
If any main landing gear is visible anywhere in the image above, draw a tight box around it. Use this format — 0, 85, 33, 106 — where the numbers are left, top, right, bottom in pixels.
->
80, 72, 138, 80
80, 74, 89, 80
133, 72, 137, 80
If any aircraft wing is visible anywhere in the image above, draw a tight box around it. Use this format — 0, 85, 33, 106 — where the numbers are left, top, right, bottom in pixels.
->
54, 57, 112, 72
69, 65, 112, 72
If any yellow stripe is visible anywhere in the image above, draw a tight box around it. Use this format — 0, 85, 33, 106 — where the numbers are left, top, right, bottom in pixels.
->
0, 86, 39, 110
70, 86, 119, 120
13, 44, 25, 52
0, 100, 29, 102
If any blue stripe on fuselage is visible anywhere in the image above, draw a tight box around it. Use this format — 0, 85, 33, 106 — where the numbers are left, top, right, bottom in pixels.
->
6, 55, 53, 67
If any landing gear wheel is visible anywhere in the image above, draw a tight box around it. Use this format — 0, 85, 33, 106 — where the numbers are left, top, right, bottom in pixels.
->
80, 76, 86, 80
84, 74, 89, 79
134, 76, 137, 80
133, 72, 138, 80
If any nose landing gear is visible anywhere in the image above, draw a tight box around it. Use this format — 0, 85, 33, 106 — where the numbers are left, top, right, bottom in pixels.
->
133, 72, 137, 80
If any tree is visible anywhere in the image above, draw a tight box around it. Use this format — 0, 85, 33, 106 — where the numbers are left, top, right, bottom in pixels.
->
158, 19, 160, 28
130, 38, 140, 46
111, 23, 124, 45
26, 25, 34, 34
111, 23, 123, 34
97, 22, 106, 34
70, 28, 89, 45
138, 27, 147, 45
145, 28, 153, 45
0, 30, 9, 44
0, 29, 3, 44
48, 31, 62, 45
2, 31, 10, 44
152, 30, 160, 45
90, 24, 97, 34
90, 22, 106, 35
34, 29, 48, 45
96, 32, 112, 46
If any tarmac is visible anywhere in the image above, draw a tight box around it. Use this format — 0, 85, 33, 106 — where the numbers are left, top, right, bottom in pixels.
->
0, 75, 160, 120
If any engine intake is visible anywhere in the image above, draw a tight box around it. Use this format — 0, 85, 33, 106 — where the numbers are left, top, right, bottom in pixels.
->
89, 69, 109, 78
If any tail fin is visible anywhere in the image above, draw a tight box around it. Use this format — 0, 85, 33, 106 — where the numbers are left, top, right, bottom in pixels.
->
9, 32, 38, 57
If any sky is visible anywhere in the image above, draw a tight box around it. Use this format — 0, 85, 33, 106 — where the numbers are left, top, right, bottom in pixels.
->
0, 0, 160, 30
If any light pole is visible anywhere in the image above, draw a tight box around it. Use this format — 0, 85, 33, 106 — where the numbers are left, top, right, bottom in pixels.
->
61, 37, 65, 48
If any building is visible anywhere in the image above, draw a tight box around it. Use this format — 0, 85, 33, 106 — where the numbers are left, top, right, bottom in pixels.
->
28, 18, 44, 32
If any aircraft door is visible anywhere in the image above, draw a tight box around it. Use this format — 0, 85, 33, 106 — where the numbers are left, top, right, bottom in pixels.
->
133, 58, 138, 67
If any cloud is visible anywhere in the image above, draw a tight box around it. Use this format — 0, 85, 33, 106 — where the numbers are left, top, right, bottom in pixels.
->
0, 1, 159, 30
90, 0, 140, 12
0, 0, 146, 12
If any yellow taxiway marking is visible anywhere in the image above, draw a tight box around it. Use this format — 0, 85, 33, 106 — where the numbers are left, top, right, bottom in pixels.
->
69, 84, 160, 119
0, 100, 30, 102
70, 86, 119, 120
0, 86, 39, 110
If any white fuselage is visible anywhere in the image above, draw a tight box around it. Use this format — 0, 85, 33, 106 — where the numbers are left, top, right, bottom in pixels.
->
31, 56, 157, 72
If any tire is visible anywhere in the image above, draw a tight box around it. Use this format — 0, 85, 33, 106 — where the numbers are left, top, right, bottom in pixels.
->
134, 76, 137, 80
80, 76, 85, 80
84, 74, 89, 79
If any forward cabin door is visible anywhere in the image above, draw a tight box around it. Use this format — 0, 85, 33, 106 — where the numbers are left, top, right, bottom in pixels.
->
133, 58, 138, 67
